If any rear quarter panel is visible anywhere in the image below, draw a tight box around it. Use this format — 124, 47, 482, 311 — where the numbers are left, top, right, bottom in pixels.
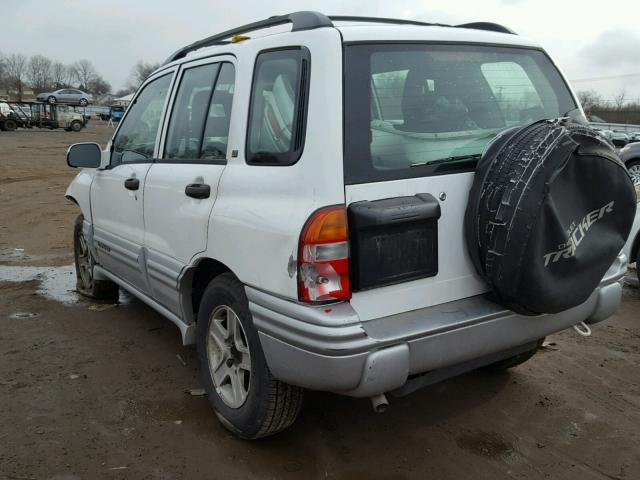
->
200, 28, 345, 300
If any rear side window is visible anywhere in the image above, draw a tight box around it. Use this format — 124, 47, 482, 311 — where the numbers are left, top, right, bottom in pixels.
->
344, 44, 577, 184
246, 48, 309, 165
164, 63, 219, 162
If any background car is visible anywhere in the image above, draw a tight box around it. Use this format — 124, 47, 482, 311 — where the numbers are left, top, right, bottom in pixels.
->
611, 131, 630, 147
623, 188, 640, 286
36, 89, 93, 106
620, 142, 640, 186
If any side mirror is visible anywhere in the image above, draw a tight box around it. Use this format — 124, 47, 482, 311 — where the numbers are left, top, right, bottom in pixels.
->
67, 142, 102, 168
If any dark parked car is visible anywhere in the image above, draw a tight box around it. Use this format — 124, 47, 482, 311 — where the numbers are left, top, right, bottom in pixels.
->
620, 142, 640, 185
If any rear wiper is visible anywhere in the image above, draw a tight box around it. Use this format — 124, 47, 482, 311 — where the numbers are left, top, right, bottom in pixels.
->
410, 154, 481, 168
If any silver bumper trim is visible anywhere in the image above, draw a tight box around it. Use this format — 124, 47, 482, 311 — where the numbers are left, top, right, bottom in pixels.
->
248, 253, 627, 397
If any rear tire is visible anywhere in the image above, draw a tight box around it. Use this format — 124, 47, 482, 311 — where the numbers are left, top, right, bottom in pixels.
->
79, 98, 88, 106
74, 214, 118, 300
196, 272, 303, 439
485, 339, 545, 371
627, 160, 640, 186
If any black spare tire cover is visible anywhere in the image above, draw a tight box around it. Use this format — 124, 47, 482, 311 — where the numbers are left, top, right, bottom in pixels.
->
465, 118, 637, 315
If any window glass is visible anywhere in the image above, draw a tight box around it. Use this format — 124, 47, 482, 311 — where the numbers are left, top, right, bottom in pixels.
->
164, 63, 219, 161
201, 63, 235, 160
111, 73, 172, 165
246, 49, 308, 165
344, 44, 577, 184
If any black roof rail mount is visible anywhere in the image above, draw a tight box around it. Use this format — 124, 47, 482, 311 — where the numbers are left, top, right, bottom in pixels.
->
164, 11, 332, 65
456, 22, 516, 35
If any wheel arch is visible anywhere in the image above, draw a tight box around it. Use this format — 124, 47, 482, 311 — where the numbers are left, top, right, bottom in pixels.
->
179, 257, 233, 325
65, 170, 94, 220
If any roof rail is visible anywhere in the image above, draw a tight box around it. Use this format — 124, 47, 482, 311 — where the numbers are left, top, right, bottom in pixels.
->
331, 15, 515, 35
163, 12, 517, 65
164, 11, 332, 65
456, 22, 516, 35
329, 15, 448, 28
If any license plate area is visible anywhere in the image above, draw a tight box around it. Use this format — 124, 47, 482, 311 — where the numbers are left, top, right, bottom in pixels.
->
348, 194, 441, 291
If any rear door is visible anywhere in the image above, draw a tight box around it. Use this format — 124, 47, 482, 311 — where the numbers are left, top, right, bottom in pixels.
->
91, 71, 175, 293
342, 43, 578, 320
143, 57, 235, 313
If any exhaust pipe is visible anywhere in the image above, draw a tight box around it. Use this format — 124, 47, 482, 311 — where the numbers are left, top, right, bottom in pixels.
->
370, 393, 389, 413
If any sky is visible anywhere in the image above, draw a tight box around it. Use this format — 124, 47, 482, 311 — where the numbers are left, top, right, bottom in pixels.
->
3, 0, 640, 102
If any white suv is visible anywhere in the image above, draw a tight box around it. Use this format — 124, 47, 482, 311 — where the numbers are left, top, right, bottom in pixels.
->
65, 12, 636, 439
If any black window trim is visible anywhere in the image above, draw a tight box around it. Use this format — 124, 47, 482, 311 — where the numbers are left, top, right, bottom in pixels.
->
245, 46, 311, 167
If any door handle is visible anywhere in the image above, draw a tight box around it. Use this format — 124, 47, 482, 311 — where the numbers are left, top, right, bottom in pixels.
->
185, 183, 211, 199
124, 177, 139, 190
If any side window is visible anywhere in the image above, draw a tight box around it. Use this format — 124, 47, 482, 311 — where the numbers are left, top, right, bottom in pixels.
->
246, 48, 309, 165
112, 73, 172, 165
164, 63, 219, 161
201, 63, 235, 160
164, 62, 235, 162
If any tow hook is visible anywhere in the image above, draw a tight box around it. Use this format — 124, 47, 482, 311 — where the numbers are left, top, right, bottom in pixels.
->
573, 321, 592, 337
370, 393, 389, 413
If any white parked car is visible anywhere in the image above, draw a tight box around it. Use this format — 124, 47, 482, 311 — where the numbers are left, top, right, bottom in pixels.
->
64, 12, 636, 439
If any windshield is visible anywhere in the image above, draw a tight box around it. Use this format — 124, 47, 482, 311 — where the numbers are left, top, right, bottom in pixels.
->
344, 43, 578, 184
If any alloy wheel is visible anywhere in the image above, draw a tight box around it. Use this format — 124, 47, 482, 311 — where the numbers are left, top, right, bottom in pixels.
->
76, 232, 94, 290
206, 305, 251, 408
628, 164, 640, 186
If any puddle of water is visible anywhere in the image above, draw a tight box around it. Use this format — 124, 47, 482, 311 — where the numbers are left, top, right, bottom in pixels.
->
0, 264, 80, 304
10, 312, 39, 319
0, 247, 72, 264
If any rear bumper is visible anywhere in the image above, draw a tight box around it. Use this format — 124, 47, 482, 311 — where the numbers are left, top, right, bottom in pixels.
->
248, 253, 627, 398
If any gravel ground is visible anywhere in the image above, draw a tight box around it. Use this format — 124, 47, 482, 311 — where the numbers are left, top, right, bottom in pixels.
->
1, 124, 639, 479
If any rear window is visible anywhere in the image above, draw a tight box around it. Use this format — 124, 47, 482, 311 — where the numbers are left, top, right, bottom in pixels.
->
344, 44, 578, 184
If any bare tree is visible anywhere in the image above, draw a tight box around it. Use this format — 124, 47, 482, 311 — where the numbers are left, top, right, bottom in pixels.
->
73, 59, 97, 91
0, 51, 6, 89
130, 60, 160, 88
27, 54, 53, 93
613, 89, 626, 110
88, 75, 111, 96
51, 61, 71, 89
5, 53, 28, 100
576, 89, 604, 114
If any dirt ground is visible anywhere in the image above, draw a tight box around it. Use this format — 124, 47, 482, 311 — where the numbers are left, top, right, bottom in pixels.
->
1, 124, 639, 480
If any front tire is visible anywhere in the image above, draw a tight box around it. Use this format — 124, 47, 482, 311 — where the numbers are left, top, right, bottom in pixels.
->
47, 95, 57, 104
79, 98, 88, 106
74, 214, 118, 300
196, 272, 303, 439
70, 120, 83, 132
3, 119, 17, 131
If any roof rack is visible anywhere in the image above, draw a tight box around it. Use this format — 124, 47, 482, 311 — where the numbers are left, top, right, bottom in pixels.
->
329, 16, 514, 35
164, 12, 516, 65
456, 22, 516, 35
164, 11, 332, 64
328, 15, 449, 28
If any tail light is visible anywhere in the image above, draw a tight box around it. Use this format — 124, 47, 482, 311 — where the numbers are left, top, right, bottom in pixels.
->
298, 205, 351, 302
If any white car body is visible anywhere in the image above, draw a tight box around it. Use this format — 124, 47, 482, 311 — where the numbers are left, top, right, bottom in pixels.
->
65, 15, 626, 404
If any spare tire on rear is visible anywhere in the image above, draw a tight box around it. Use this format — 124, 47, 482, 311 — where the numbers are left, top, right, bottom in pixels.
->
465, 118, 636, 315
